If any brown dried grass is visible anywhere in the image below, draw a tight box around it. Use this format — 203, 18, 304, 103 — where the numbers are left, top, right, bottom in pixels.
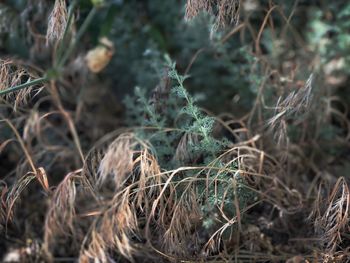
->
46, 0, 68, 45
185, 0, 240, 29
313, 177, 350, 256
0, 59, 43, 109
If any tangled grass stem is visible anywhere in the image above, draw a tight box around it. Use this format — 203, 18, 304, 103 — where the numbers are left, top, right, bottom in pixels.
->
58, 6, 98, 68
0, 76, 48, 96
54, 0, 79, 64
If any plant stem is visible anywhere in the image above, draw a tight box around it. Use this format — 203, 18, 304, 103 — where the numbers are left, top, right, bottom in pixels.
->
0, 77, 48, 96
55, 0, 79, 66
58, 6, 98, 68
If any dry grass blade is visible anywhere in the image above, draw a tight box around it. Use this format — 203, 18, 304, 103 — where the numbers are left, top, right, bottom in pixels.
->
0, 181, 7, 232
134, 148, 162, 208
35, 167, 50, 193
162, 191, 201, 256
268, 74, 313, 127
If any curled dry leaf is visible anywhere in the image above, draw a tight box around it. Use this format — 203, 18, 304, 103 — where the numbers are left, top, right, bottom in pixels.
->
35, 167, 50, 193
85, 37, 115, 73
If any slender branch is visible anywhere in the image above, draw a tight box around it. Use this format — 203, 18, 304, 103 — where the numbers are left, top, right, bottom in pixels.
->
55, 0, 79, 66
1, 119, 36, 173
58, 6, 98, 68
0, 77, 48, 96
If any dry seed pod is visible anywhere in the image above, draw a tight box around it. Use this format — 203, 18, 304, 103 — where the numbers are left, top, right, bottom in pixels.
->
85, 37, 114, 73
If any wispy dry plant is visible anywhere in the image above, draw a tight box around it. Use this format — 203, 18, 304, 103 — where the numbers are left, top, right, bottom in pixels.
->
268, 74, 314, 127
314, 177, 350, 255
79, 131, 247, 261
0, 59, 43, 109
79, 133, 168, 261
23, 110, 41, 144
267, 74, 314, 149
97, 133, 138, 189
186, 0, 212, 19
174, 133, 199, 164
46, 0, 68, 45
162, 188, 201, 256
83, 188, 139, 261
185, 0, 240, 29
44, 170, 79, 253
0, 181, 7, 232
4, 173, 36, 224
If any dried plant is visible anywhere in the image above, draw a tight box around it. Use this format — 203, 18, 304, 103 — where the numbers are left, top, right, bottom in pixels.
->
81, 134, 166, 261
5, 173, 36, 223
97, 133, 137, 189
46, 0, 68, 45
314, 177, 350, 254
44, 171, 79, 252
0, 59, 43, 109
267, 74, 314, 148
0, 181, 7, 232
84, 189, 139, 261
268, 74, 314, 127
185, 0, 240, 29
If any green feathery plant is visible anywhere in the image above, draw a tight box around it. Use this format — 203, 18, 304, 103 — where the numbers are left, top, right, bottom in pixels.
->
125, 55, 228, 169
125, 55, 254, 233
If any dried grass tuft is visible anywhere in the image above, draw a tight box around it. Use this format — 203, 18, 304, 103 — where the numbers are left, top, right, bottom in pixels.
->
44, 170, 79, 252
0, 59, 43, 109
97, 133, 137, 188
84, 189, 139, 261
314, 177, 350, 255
185, 0, 240, 29
46, 0, 68, 45
4, 173, 36, 224
82, 133, 167, 261
267, 74, 313, 149
0, 181, 7, 232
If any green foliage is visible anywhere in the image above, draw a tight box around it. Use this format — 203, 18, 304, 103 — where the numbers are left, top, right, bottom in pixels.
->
308, 3, 350, 72
167, 57, 228, 160
199, 161, 254, 231
125, 55, 228, 169
124, 56, 253, 234
104, 0, 262, 114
